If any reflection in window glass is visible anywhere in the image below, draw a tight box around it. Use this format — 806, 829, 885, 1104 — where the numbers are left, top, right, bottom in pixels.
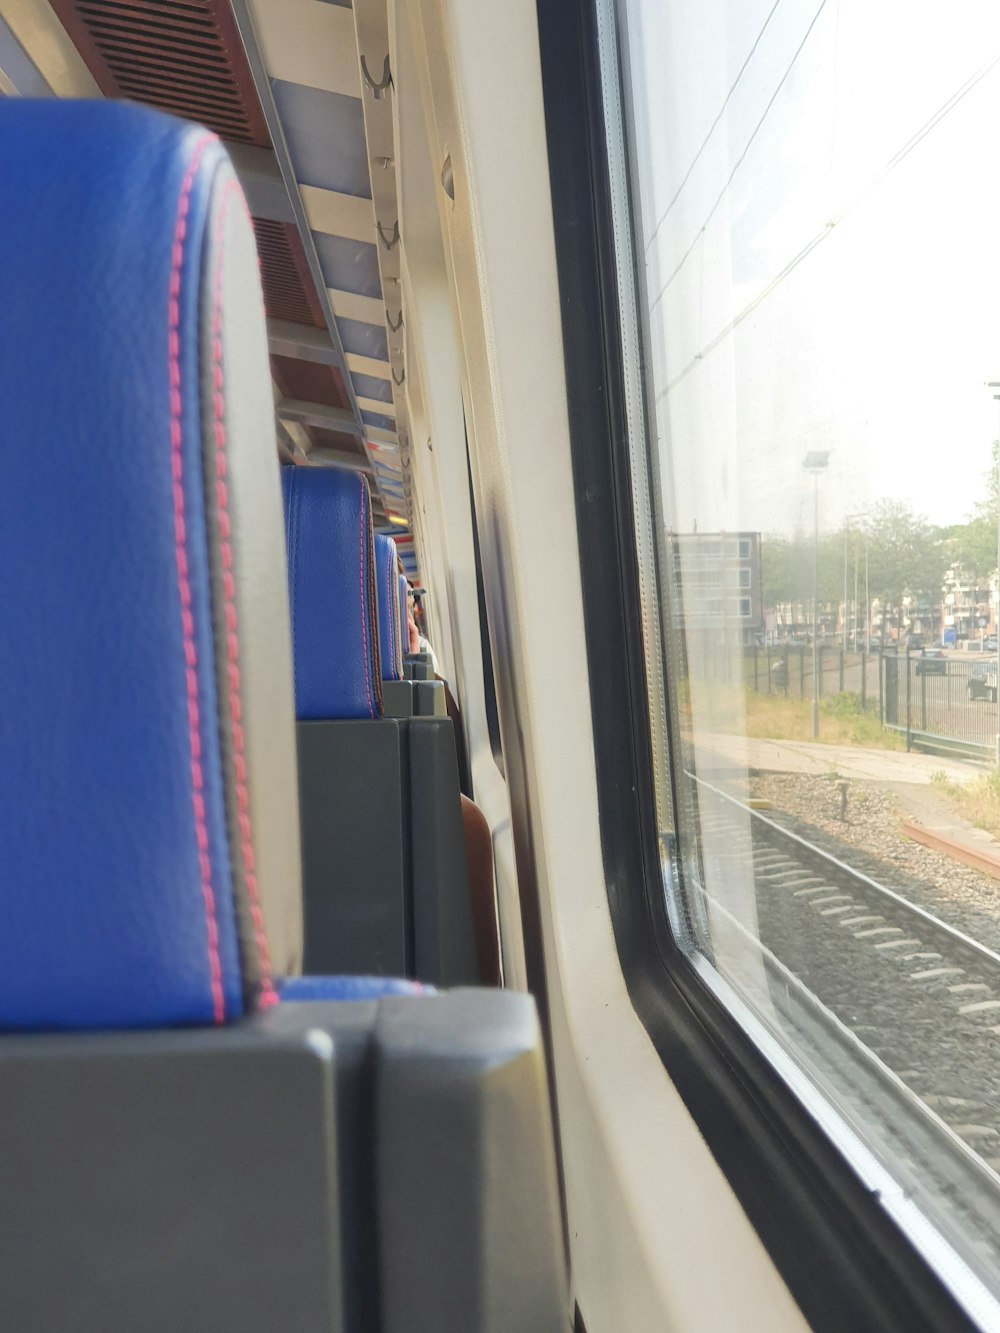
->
615, 0, 1000, 1308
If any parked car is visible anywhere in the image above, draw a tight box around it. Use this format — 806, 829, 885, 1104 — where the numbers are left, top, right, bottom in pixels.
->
968, 662, 998, 702
986, 636, 998, 653
915, 648, 947, 676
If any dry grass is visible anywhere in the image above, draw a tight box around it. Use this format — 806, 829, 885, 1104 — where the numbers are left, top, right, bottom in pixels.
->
682, 686, 905, 751
931, 768, 1000, 840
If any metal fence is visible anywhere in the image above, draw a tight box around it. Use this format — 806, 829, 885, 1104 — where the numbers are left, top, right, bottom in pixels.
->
700, 643, 998, 762
881, 654, 998, 760
740, 645, 879, 706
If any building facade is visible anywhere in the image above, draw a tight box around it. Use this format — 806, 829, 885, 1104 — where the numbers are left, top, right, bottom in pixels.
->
670, 532, 764, 647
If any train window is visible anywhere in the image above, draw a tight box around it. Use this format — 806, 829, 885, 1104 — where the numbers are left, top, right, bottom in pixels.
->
600, 0, 1000, 1316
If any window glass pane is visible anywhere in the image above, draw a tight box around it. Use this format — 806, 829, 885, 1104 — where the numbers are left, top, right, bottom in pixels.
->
613, 0, 1000, 1308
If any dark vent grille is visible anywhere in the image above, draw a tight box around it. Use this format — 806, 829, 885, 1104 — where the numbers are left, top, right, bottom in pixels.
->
253, 220, 327, 329
50, 0, 270, 146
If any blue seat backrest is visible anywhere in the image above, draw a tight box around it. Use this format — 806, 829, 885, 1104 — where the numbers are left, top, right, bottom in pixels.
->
282, 466, 384, 719
0, 100, 303, 1031
375, 535, 405, 681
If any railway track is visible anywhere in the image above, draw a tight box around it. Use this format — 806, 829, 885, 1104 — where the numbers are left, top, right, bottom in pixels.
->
693, 779, 1000, 1281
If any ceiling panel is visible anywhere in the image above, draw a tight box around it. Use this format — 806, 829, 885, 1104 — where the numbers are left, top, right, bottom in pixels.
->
271, 79, 370, 195
49, 0, 270, 145
337, 315, 388, 361
362, 409, 396, 431
252, 219, 327, 327
40, 0, 414, 564
347, 353, 391, 381
271, 354, 351, 411
351, 372, 392, 402
356, 394, 395, 417
313, 231, 382, 298
249, 0, 358, 97
329, 286, 385, 325
0, 15, 50, 95
300, 183, 375, 243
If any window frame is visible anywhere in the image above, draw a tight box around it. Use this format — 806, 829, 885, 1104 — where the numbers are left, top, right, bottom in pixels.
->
464, 428, 505, 778
534, 0, 979, 1326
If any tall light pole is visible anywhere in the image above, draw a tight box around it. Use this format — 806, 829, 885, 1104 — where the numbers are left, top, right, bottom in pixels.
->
862, 522, 870, 654
987, 384, 1000, 767
804, 451, 830, 739
845, 512, 868, 651
842, 522, 849, 652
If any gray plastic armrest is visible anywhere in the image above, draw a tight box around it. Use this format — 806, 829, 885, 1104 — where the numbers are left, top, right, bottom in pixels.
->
375, 990, 568, 1332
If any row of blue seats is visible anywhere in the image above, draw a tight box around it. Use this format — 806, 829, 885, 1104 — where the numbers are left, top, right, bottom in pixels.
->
0, 98, 564, 1329
280, 463, 496, 986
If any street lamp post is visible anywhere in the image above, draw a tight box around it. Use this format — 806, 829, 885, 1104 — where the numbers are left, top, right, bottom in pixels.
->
842, 524, 849, 653
845, 510, 868, 658
853, 551, 859, 649
864, 528, 870, 654
804, 451, 830, 739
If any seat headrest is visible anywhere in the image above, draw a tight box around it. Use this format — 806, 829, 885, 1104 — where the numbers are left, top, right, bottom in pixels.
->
282, 466, 384, 719
375, 536, 405, 681
0, 100, 302, 1030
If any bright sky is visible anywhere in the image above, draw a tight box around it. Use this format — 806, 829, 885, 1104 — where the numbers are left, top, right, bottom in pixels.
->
624, 0, 1000, 538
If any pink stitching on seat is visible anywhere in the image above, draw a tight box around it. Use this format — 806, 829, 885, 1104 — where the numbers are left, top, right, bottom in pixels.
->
359, 477, 375, 718
169, 131, 226, 1024
209, 178, 277, 1008
385, 541, 396, 678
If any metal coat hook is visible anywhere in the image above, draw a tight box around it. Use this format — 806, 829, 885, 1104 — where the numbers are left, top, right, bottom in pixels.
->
387, 309, 404, 333
361, 53, 392, 99
392, 367, 406, 387
377, 220, 399, 252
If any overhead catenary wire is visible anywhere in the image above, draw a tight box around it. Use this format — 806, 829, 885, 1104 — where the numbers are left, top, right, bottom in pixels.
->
648, 0, 831, 317
655, 45, 1000, 402
644, 0, 786, 255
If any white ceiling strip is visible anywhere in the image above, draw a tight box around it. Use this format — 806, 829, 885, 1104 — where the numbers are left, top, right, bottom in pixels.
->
328, 287, 386, 326
248, 0, 360, 99
357, 394, 397, 418
347, 351, 392, 380
0, 0, 97, 96
301, 184, 375, 244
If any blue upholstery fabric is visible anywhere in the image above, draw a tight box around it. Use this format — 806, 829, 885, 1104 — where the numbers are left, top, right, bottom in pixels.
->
0, 101, 275, 1030
279, 975, 431, 1002
282, 467, 384, 719
375, 536, 404, 681
399, 574, 411, 658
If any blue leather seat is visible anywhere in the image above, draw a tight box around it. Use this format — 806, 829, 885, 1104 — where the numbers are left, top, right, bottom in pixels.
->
282, 464, 479, 985
375, 534, 405, 681
0, 98, 305, 1029
0, 98, 418, 1029
0, 98, 564, 1332
282, 465, 384, 720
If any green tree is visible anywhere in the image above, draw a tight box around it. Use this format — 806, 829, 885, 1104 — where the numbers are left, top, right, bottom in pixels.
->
942, 518, 994, 585
955, 440, 1000, 584
864, 500, 943, 632
760, 536, 797, 609
971, 439, 1000, 527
